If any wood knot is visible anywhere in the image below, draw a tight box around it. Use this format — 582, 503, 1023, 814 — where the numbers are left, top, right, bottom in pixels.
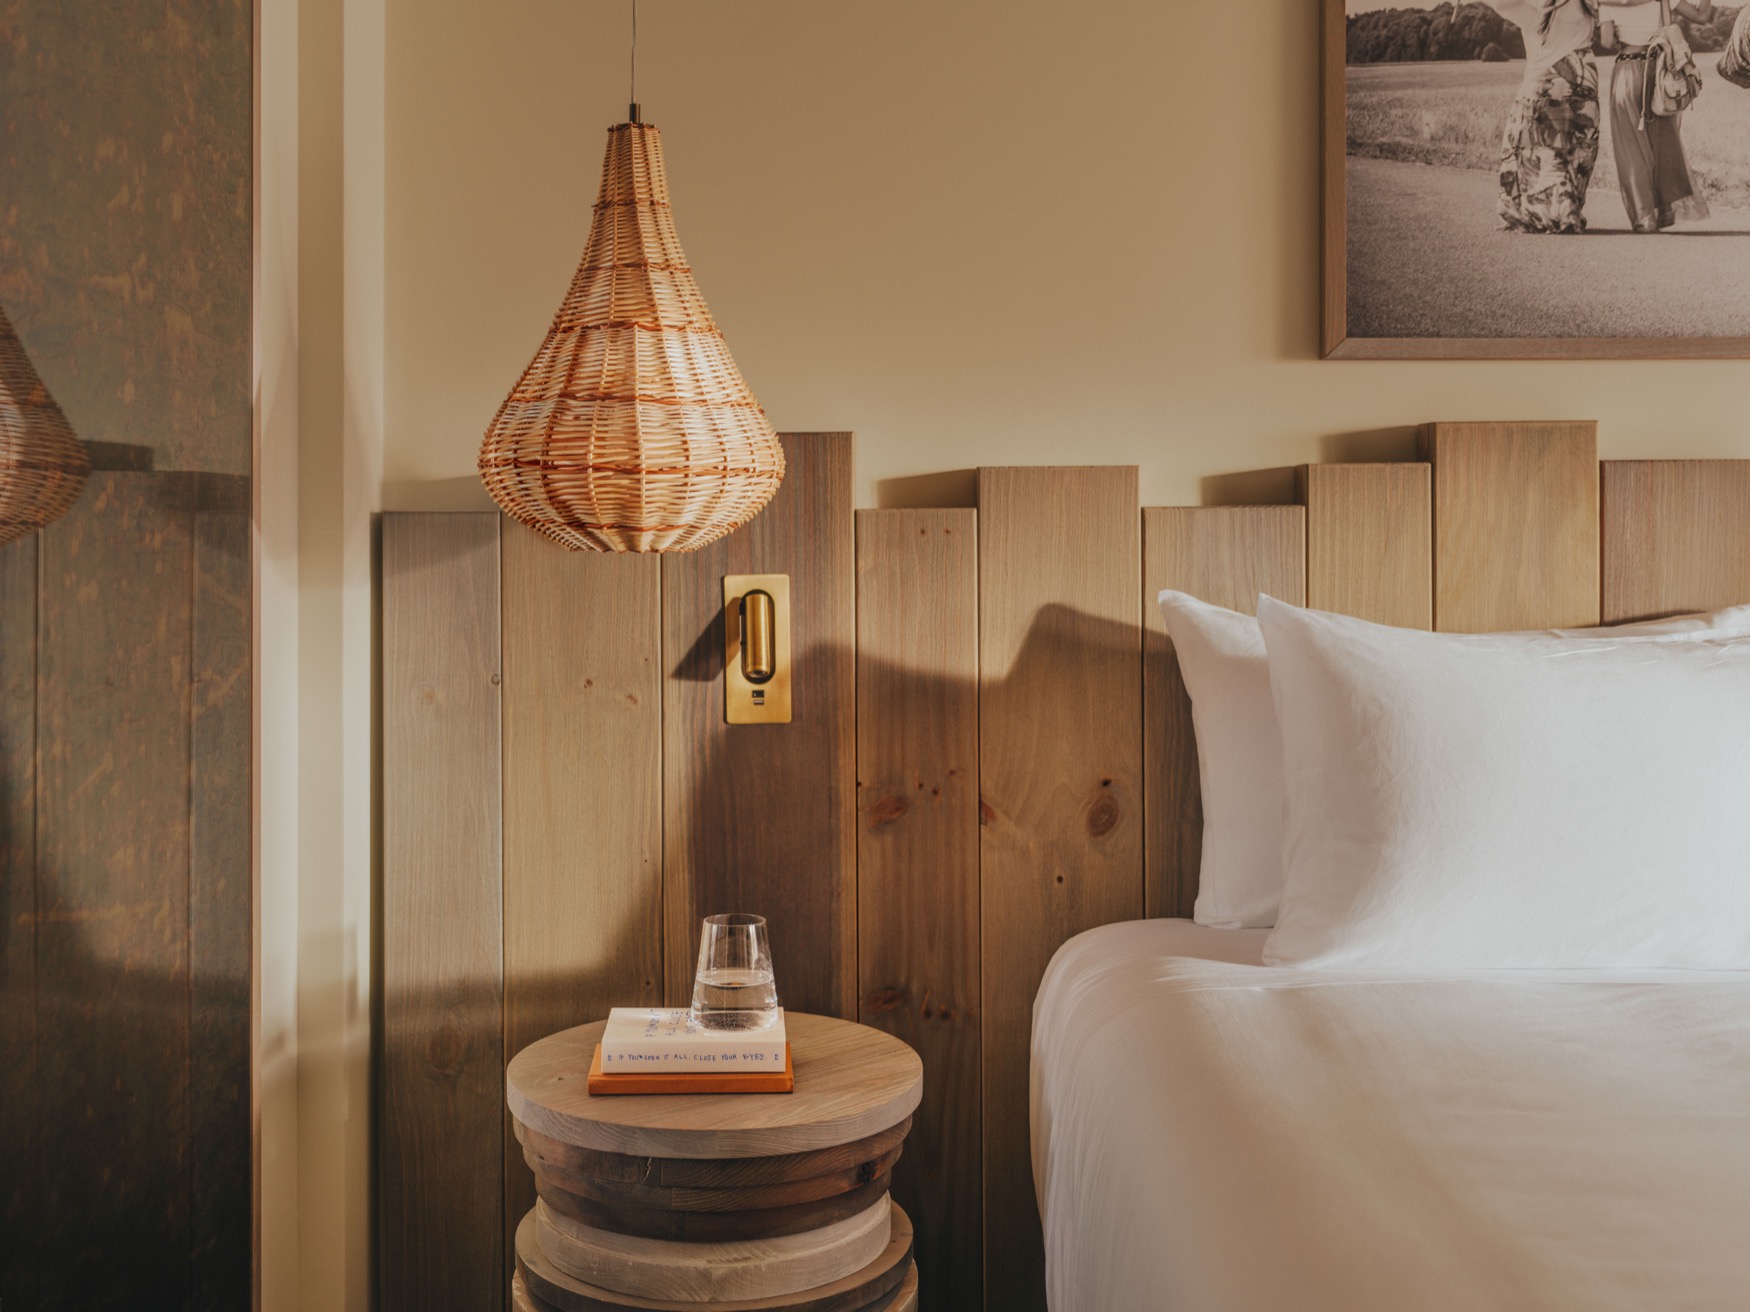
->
426, 1020, 466, 1076
864, 986, 907, 1014
1086, 792, 1120, 838
978, 798, 996, 827
867, 795, 911, 828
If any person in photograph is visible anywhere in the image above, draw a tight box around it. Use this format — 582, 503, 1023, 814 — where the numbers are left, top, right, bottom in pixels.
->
1601, 0, 1715, 231
1719, 1, 1750, 87
1491, 0, 1604, 233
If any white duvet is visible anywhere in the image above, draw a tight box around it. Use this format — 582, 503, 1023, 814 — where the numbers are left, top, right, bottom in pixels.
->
1032, 920, 1750, 1312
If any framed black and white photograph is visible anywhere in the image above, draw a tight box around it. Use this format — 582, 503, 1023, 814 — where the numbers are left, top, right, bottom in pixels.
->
1323, 0, 1750, 356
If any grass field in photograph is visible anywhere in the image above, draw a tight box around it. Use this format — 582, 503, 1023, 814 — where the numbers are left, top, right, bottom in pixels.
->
1348, 59, 1750, 212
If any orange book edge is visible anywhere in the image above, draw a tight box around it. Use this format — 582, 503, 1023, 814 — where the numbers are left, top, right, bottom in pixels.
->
586, 1043, 794, 1096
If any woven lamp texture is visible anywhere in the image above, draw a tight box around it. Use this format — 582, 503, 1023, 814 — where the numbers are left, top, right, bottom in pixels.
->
0, 304, 89, 547
479, 119, 785, 552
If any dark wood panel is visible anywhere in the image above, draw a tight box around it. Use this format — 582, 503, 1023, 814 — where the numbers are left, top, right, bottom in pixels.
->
1601, 461, 1750, 623
188, 473, 253, 1307
36, 472, 196, 1307
855, 509, 981, 1312
978, 467, 1142, 1312
1419, 421, 1600, 631
0, 534, 38, 1310
381, 513, 506, 1312
502, 527, 663, 1278
1142, 506, 1305, 919
661, 434, 857, 1019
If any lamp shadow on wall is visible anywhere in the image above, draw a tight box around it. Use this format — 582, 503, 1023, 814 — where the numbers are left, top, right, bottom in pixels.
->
0, 473, 253, 1310
659, 593, 1139, 1312
663, 593, 1143, 997
0, 729, 251, 1312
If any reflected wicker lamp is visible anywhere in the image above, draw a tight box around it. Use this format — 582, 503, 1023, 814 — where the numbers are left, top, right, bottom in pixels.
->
0, 303, 90, 547
478, 108, 785, 552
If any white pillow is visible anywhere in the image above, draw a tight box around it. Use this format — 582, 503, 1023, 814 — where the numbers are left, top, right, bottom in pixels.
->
1156, 594, 1285, 927
1258, 596, 1750, 970
1157, 591, 1750, 930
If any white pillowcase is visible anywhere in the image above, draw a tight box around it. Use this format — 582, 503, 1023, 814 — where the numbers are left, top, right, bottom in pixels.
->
1157, 591, 1750, 930
1258, 596, 1750, 970
1156, 593, 1285, 927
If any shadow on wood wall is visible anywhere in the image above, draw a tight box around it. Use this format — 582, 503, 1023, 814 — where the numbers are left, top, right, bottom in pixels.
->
0, 472, 252, 1312
382, 456, 1147, 1312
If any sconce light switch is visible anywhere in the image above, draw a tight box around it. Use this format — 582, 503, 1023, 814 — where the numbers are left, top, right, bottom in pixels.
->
724, 573, 792, 724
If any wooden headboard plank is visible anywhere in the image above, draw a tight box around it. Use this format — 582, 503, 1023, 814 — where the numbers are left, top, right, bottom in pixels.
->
1601, 461, 1750, 623
978, 466, 1142, 1312
1142, 505, 1306, 919
1299, 463, 1432, 629
660, 434, 858, 1019
500, 530, 663, 1271
1419, 421, 1600, 631
381, 512, 506, 1312
854, 509, 981, 1312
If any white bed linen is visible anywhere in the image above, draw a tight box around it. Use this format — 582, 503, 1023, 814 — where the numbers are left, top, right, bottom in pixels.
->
1032, 919, 1750, 1312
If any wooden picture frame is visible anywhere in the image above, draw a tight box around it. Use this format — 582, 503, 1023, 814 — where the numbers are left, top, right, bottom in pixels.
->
1321, 0, 1750, 359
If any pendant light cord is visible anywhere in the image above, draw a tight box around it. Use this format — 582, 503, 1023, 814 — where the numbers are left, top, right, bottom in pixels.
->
629, 0, 641, 121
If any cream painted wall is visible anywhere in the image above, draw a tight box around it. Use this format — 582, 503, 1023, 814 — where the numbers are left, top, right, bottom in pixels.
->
294, 0, 383, 1301
383, 0, 1747, 516
260, 0, 383, 1310
258, 0, 301, 1304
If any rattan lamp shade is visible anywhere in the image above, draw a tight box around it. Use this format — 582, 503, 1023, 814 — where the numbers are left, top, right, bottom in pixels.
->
0, 304, 89, 547
479, 116, 785, 552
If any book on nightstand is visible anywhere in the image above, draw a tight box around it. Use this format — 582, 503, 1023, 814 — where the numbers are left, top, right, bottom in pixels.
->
590, 1008, 792, 1096
598, 1007, 787, 1073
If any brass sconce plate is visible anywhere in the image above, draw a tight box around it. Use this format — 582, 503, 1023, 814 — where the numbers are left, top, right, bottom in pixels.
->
723, 573, 792, 724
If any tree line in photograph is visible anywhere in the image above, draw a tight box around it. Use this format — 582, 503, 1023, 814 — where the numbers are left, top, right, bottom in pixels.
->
1348, 2, 1746, 64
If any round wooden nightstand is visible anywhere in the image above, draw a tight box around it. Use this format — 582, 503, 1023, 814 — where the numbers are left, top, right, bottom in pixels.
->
506, 1013, 923, 1311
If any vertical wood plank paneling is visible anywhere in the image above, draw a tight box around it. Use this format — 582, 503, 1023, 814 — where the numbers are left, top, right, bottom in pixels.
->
382, 513, 505, 1312
662, 434, 856, 1019
0, 535, 37, 1311
1420, 421, 1599, 631
855, 509, 981, 1312
501, 528, 663, 1276
37, 472, 195, 1307
979, 467, 1141, 1312
1142, 506, 1305, 919
1299, 464, 1432, 628
1601, 461, 1750, 623
188, 473, 254, 1306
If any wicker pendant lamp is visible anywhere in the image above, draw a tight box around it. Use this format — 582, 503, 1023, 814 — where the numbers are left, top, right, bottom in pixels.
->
478, 101, 785, 552
0, 303, 90, 547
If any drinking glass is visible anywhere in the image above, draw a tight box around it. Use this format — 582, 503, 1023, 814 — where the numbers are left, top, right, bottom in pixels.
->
691, 913, 779, 1031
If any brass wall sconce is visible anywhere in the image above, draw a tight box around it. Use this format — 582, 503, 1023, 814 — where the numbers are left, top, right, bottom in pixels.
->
723, 574, 791, 724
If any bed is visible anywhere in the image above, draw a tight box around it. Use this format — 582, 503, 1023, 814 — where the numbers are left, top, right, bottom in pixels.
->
1033, 918, 1750, 1312
1033, 586, 1750, 1312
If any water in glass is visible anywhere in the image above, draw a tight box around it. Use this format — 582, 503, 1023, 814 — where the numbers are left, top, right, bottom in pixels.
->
691, 913, 779, 1031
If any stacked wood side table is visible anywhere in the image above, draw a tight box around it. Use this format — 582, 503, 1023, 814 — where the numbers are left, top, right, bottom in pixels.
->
507, 1013, 923, 1312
